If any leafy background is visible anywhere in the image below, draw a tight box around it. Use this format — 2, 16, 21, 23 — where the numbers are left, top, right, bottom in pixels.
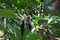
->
0, 0, 60, 40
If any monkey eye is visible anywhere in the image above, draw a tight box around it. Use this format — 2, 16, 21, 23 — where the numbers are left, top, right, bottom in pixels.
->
27, 17, 30, 18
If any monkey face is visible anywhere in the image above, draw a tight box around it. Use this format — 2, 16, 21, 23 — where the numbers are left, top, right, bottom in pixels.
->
25, 15, 32, 25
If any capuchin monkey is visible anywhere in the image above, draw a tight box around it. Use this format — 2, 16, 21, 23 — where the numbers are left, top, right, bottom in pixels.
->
20, 15, 32, 36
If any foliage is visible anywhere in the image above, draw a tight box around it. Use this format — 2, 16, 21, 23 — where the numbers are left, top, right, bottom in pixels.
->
0, 0, 60, 40
0, 9, 15, 18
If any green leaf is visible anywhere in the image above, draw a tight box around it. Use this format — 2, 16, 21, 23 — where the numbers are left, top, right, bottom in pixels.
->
0, 25, 5, 31
17, 0, 20, 4
0, 9, 15, 18
36, 0, 44, 5
36, 0, 41, 4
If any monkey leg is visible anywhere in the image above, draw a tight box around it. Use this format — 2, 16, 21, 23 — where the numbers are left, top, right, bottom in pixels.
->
28, 24, 32, 32
21, 25, 24, 36
21, 28, 24, 36
21, 21, 25, 36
